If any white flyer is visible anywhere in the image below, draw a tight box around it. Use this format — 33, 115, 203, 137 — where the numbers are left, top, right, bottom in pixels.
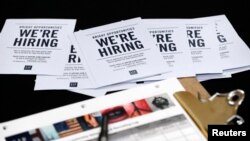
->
184, 19, 222, 74
70, 81, 155, 97
74, 18, 168, 88
132, 19, 195, 81
0, 19, 76, 75
197, 15, 250, 71
35, 34, 94, 90
223, 65, 250, 75
196, 73, 231, 82
0, 78, 206, 141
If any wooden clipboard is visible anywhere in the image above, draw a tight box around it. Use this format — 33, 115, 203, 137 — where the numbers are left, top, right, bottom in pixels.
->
177, 77, 245, 138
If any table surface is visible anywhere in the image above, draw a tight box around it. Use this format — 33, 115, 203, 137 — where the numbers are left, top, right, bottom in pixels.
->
0, 0, 249, 129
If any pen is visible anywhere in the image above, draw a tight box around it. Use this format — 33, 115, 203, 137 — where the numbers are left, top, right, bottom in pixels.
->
98, 114, 109, 141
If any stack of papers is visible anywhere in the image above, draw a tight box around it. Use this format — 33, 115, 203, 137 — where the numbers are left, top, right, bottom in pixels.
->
0, 15, 249, 97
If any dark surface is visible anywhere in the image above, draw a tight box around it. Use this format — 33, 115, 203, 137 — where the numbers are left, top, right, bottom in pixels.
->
0, 0, 249, 130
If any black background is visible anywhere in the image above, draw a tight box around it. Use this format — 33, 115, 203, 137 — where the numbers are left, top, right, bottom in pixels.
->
0, 0, 249, 132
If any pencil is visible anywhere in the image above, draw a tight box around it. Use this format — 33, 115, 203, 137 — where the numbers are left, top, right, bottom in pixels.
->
98, 114, 109, 141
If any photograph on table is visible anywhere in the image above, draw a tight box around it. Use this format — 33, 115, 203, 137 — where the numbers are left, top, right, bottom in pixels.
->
145, 93, 174, 111
53, 118, 83, 138
76, 112, 102, 131
101, 106, 129, 124
29, 129, 45, 141
6, 132, 33, 141
39, 125, 60, 141
123, 99, 153, 118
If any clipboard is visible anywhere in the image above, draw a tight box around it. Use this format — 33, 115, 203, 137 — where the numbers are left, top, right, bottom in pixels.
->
1, 78, 209, 141
176, 77, 245, 138
0, 77, 244, 141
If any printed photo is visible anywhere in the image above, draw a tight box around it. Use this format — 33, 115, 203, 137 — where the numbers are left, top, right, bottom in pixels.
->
101, 106, 129, 124
29, 129, 45, 141
53, 118, 83, 138
91, 112, 102, 124
77, 112, 101, 131
6, 132, 32, 141
123, 99, 153, 118
145, 93, 174, 111
39, 125, 60, 141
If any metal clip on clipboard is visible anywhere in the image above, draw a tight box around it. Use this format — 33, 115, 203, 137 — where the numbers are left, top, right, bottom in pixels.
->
174, 89, 245, 138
